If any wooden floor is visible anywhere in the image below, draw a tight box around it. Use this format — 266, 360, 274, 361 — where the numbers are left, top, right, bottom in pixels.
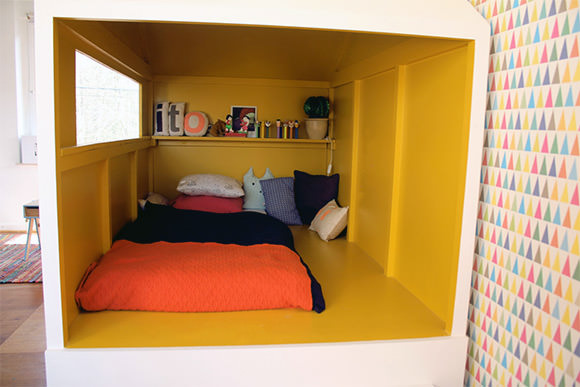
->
0, 283, 46, 387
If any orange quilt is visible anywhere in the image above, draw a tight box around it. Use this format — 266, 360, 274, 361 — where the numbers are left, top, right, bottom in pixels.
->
75, 240, 314, 313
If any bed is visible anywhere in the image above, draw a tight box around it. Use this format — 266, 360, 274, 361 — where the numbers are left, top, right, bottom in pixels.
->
75, 202, 325, 313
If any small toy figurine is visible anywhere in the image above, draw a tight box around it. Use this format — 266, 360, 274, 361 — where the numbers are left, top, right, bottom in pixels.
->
225, 114, 233, 133
276, 119, 281, 138
240, 115, 250, 133
294, 120, 300, 139
287, 120, 294, 139
265, 121, 271, 138
250, 120, 260, 138
283, 121, 289, 139
209, 119, 226, 137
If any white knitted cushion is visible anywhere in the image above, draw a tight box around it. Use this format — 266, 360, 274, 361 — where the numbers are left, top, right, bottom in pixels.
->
177, 174, 244, 198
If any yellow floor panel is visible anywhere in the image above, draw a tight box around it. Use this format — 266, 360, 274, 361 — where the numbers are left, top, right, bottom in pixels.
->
66, 227, 447, 348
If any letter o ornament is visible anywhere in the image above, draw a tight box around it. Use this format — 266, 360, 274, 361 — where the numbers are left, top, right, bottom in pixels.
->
184, 112, 209, 137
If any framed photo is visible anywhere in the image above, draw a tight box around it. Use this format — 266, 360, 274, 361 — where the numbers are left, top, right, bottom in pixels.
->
231, 106, 257, 133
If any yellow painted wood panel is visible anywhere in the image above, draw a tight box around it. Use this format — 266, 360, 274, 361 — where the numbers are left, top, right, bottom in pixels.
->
54, 19, 155, 339
136, 148, 150, 202
152, 142, 327, 199
92, 21, 465, 85
353, 69, 397, 270
153, 76, 329, 136
52, 19, 478, 348
58, 20, 152, 80
331, 37, 468, 87
147, 24, 346, 81
58, 139, 152, 172
108, 154, 134, 239
347, 81, 361, 243
66, 227, 446, 348
389, 46, 472, 331
54, 19, 152, 148
385, 66, 407, 278
332, 82, 355, 207
59, 163, 107, 333
54, 22, 77, 149
140, 80, 153, 138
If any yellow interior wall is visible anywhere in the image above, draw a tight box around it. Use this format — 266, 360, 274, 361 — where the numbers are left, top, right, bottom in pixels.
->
332, 82, 355, 207
54, 22, 77, 149
54, 20, 153, 147
153, 141, 327, 199
109, 154, 135, 238
59, 163, 107, 338
350, 70, 397, 270
54, 19, 154, 342
136, 148, 152, 199
58, 148, 152, 342
53, 18, 478, 345
151, 75, 331, 197
153, 76, 329, 137
387, 45, 473, 331
330, 37, 467, 88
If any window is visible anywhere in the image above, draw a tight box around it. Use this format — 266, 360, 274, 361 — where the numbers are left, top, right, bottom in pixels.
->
13, 9, 37, 163
75, 51, 140, 146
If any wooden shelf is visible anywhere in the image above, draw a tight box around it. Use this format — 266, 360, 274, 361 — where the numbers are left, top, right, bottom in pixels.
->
152, 136, 330, 145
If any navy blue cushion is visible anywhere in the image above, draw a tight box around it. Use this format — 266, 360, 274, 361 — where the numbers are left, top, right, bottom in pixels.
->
261, 177, 303, 225
293, 170, 339, 225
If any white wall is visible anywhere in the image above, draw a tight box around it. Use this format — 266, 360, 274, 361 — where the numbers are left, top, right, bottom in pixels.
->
0, 0, 39, 231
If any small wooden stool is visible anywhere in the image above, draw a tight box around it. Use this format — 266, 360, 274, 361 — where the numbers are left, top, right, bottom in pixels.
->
23, 200, 41, 260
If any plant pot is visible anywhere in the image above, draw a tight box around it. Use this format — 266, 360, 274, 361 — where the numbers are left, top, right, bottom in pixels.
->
305, 118, 328, 140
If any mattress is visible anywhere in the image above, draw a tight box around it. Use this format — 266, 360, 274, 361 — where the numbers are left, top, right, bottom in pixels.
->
75, 202, 325, 313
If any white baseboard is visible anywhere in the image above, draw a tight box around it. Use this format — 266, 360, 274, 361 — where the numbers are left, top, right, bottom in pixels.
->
0, 224, 27, 232
46, 336, 468, 387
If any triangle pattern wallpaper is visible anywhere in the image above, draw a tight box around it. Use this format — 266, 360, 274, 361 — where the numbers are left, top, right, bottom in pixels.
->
466, 0, 580, 385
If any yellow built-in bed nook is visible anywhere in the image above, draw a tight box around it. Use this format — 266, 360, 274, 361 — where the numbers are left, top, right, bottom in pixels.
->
54, 18, 477, 350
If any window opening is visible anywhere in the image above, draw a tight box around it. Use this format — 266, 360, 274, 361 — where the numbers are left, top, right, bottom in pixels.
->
75, 51, 140, 146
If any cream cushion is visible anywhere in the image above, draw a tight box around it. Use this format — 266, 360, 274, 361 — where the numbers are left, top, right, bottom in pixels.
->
309, 200, 348, 241
177, 174, 244, 198
138, 192, 170, 209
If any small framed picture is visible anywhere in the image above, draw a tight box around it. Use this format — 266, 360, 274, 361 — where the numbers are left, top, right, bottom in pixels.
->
231, 106, 257, 133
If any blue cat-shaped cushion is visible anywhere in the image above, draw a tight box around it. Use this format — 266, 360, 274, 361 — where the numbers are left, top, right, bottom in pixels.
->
242, 167, 274, 212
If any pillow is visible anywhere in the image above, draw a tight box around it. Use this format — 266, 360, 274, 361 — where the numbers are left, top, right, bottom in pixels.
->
168, 102, 185, 136
309, 200, 348, 241
242, 167, 274, 211
261, 177, 302, 225
172, 195, 243, 213
138, 192, 170, 209
177, 174, 244, 198
293, 170, 340, 225
154, 102, 169, 135
184, 111, 209, 137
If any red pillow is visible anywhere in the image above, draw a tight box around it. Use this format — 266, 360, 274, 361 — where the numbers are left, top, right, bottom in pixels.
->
171, 195, 243, 213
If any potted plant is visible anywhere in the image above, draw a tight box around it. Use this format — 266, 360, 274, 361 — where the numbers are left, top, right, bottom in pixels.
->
303, 96, 330, 140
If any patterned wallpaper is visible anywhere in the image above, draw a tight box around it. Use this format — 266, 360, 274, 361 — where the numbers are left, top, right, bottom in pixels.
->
466, 0, 580, 385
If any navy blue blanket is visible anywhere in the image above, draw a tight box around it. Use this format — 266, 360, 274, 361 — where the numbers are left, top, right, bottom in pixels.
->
115, 202, 325, 313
